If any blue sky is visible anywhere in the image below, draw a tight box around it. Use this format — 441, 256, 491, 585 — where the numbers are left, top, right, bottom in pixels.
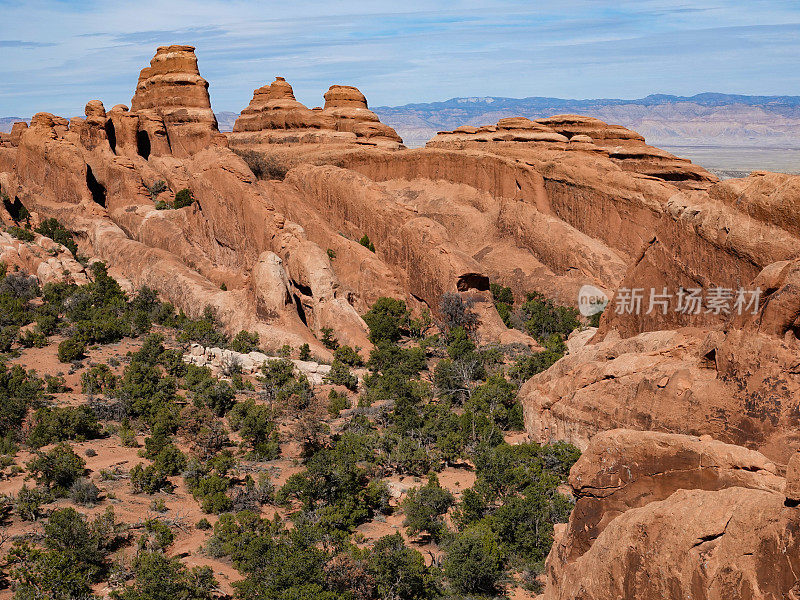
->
1, 0, 799, 117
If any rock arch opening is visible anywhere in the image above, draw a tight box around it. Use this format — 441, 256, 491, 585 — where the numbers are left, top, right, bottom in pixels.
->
136, 129, 151, 160
105, 119, 117, 154
86, 165, 107, 208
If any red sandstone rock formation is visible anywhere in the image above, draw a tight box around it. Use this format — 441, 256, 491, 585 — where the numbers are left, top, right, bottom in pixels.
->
541, 430, 800, 600
131, 44, 226, 157
230, 77, 403, 148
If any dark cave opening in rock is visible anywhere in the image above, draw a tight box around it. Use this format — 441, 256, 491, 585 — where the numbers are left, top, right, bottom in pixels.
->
456, 272, 490, 292
2, 195, 28, 223
136, 129, 151, 159
86, 165, 107, 208
105, 119, 117, 154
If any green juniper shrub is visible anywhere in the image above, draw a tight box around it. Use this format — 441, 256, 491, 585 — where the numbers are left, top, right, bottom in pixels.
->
521, 291, 580, 341
57, 336, 86, 363
7, 226, 35, 243
173, 188, 195, 209
0, 363, 46, 437
367, 532, 437, 600
18, 327, 48, 348
359, 234, 375, 252
227, 399, 280, 460
8, 507, 121, 600
260, 358, 313, 411
229, 329, 259, 354
299, 343, 311, 361
34, 218, 78, 256
443, 523, 505, 595
26, 442, 86, 495
175, 305, 229, 347
277, 438, 385, 534
333, 344, 363, 367
14, 484, 52, 521
326, 389, 350, 417
320, 327, 339, 350
44, 374, 68, 394
362, 297, 409, 344
130, 462, 173, 495
81, 363, 117, 395
152, 444, 187, 477
401, 473, 454, 543
184, 454, 234, 514
138, 518, 174, 552
111, 550, 217, 600
0, 325, 18, 352
26, 406, 102, 448
324, 359, 358, 391
450, 441, 580, 575
490, 283, 514, 305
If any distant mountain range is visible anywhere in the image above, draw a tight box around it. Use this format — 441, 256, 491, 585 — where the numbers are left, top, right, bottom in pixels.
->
0, 117, 25, 132
5, 94, 800, 174
371, 93, 800, 150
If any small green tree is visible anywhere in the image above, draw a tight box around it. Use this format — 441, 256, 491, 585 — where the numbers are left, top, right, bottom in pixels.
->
57, 337, 86, 363
359, 234, 375, 252
401, 473, 454, 543
26, 443, 86, 495
444, 524, 505, 595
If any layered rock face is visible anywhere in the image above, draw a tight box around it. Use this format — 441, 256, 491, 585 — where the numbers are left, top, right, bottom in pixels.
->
229, 77, 402, 148
0, 45, 534, 356
542, 430, 800, 600
130, 44, 225, 157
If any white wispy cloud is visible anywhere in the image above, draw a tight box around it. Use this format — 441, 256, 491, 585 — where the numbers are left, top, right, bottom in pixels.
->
0, 0, 798, 117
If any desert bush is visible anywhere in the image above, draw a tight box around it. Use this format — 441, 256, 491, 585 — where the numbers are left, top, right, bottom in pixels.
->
401, 473, 454, 543
145, 180, 167, 199
15, 484, 52, 521
324, 359, 358, 391
229, 329, 259, 354
439, 292, 478, 332
35, 218, 78, 256
521, 291, 580, 341
70, 478, 100, 506
359, 234, 375, 252
333, 345, 363, 367
57, 336, 86, 363
27, 405, 102, 448
234, 148, 290, 180
444, 524, 504, 595
7, 225, 34, 242
363, 297, 409, 344
26, 443, 86, 495
326, 389, 350, 416
173, 188, 195, 209
130, 463, 173, 495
